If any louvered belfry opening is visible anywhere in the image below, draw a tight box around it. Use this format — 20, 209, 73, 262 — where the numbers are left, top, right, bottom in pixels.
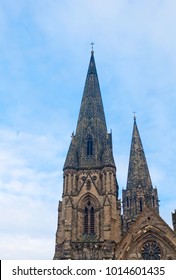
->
84, 207, 89, 235
84, 201, 95, 236
90, 207, 95, 234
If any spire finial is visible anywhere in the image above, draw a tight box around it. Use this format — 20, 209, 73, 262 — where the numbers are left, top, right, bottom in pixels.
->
91, 42, 95, 53
133, 111, 136, 121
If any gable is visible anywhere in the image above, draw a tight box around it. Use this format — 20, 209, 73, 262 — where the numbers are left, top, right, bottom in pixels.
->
116, 206, 176, 260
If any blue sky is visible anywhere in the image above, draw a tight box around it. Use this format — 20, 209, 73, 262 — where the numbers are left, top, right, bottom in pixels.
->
0, 0, 176, 259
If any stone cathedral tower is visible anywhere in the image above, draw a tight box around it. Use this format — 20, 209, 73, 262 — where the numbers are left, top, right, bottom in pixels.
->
54, 50, 176, 260
53, 50, 121, 260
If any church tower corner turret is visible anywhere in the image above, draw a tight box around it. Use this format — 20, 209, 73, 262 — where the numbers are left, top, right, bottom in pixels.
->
172, 210, 176, 232
53, 51, 121, 260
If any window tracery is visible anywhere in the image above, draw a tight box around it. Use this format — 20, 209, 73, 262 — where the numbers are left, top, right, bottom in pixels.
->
141, 241, 161, 260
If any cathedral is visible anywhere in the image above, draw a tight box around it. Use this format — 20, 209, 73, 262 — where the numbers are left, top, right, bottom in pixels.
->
53, 50, 176, 260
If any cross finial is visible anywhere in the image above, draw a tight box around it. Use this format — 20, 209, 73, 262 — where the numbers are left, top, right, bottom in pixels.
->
133, 111, 136, 121
91, 42, 94, 52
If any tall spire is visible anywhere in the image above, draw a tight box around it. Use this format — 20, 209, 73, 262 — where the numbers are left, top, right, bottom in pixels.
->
127, 117, 152, 189
64, 51, 115, 170
76, 51, 107, 131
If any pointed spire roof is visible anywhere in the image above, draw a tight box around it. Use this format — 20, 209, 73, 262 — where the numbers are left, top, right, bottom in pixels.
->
126, 117, 152, 189
64, 51, 115, 170
75, 51, 107, 136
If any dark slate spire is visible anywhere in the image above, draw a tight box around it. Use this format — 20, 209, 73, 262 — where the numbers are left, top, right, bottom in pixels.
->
76, 51, 107, 134
127, 117, 152, 189
122, 117, 159, 232
64, 51, 115, 170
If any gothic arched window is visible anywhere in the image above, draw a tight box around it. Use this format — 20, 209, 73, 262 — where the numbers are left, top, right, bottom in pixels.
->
84, 207, 88, 235
90, 207, 94, 234
87, 137, 93, 156
127, 197, 129, 208
139, 198, 143, 212
83, 202, 95, 236
152, 196, 155, 207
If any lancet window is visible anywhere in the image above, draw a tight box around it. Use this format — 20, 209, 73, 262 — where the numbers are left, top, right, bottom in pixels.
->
84, 201, 95, 236
87, 137, 93, 156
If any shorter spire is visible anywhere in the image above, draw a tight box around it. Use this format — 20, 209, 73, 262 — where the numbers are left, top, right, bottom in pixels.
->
122, 118, 159, 232
127, 118, 152, 190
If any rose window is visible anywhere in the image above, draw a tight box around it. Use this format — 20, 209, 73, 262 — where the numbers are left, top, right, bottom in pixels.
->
141, 241, 161, 260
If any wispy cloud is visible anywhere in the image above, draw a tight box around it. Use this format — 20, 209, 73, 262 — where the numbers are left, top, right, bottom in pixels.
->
0, 127, 64, 259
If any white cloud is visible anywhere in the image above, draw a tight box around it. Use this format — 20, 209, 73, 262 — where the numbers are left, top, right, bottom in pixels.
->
0, 234, 54, 260
0, 127, 63, 259
0, 190, 57, 259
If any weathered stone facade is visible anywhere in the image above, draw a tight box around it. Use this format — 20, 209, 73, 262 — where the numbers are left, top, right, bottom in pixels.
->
54, 166, 121, 259
117, 207, 176, 260
53, 51, 176, 260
